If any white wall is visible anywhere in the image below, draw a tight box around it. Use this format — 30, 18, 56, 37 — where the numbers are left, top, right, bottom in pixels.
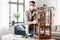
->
0, 0, 2, 28
35, 0, 56, 7
56, 0, 60, 25
1, 0, 9, 28
0, 0, 9, 36
35, 0, 58, 25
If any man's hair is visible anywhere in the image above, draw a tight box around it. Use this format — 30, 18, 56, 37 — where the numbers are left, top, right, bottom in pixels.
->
43, 4, 46, 7
29, 1, 35, 4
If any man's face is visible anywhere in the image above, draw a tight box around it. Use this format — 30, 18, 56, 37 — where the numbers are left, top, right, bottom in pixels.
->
29, 2, 35, 11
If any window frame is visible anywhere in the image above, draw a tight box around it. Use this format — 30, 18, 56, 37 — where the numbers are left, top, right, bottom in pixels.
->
9, 0, 25, 26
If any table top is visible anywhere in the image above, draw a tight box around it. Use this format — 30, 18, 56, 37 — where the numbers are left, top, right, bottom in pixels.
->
2, 34, 55, 40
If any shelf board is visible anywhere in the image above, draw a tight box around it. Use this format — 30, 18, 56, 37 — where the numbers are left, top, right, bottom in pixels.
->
33, 34, 51, 39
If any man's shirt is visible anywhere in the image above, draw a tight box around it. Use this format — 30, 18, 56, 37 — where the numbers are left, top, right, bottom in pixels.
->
24, 9, 38, 23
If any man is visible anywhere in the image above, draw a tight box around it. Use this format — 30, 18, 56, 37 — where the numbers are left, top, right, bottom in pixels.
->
24, 1, 38, 34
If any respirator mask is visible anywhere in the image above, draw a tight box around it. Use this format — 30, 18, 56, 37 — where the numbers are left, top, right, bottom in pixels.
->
29, 6, 35, 10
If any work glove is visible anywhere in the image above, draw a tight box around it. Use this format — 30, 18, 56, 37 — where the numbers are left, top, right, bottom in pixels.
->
32, 19, 38, 24
32, 12, 36, 16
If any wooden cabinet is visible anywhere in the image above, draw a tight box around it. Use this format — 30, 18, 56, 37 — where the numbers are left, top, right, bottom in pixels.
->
33, 10, 52, 39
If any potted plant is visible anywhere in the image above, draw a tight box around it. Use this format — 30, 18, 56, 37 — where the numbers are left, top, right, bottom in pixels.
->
14, 12, 20, 23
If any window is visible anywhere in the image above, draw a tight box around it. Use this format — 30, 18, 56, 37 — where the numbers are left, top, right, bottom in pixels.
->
11, 4, 17, 22
19, 5, 24, 22
11, 0, 17, 2
19, 0, 23, 3
9, 0, 25, 26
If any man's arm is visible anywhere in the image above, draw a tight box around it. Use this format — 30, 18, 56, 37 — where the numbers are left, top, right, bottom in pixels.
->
24, 11, 32, 25
24, 11, 38, 25
25, 21, 32, 25
25, 19, 38, 25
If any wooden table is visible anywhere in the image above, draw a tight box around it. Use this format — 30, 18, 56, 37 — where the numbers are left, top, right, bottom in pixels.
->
2, 34, 55, 40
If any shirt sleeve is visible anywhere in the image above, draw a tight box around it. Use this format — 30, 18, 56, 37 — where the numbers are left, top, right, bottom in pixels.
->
24, 11, 28, 22
36, 11, 39, 20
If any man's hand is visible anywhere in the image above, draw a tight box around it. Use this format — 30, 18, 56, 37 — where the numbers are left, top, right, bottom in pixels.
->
32, 19, 38, 24
32, 12, 36, 16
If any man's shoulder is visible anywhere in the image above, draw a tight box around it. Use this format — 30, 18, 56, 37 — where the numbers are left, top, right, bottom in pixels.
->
25, 10, 29, 12
25, 10, 30, 14
24, 10, 29, 15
